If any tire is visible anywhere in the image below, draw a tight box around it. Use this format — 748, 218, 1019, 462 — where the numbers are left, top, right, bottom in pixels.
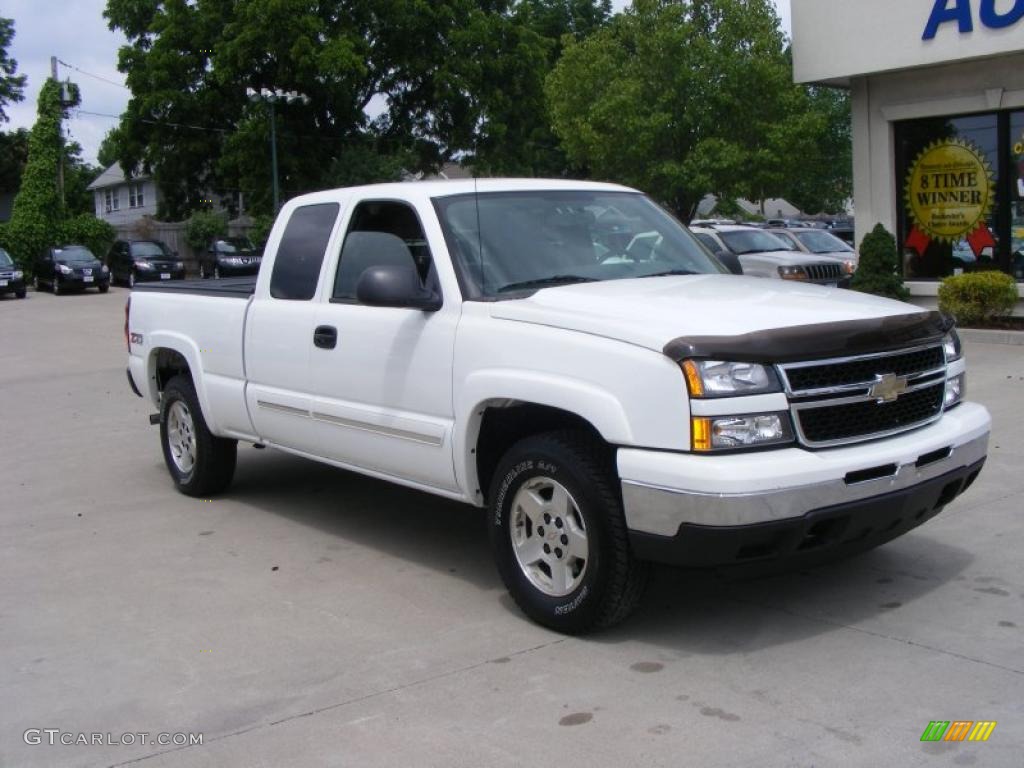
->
160, 374, 237, 497
15, 288, 26, 299
52, 276, 61, 295
488, 430, 649, 634
99, 281, 109, 293
128, 271, 136, 288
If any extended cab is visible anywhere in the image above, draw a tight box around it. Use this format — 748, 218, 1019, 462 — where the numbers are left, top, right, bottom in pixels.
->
126, 180, 990, 633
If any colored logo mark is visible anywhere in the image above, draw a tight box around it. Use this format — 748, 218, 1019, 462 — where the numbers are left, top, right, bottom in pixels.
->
920, 721, 997, 742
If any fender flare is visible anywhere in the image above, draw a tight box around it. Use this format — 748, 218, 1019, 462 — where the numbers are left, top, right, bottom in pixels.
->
454, 368, 633, 505
145, 331, 220, 434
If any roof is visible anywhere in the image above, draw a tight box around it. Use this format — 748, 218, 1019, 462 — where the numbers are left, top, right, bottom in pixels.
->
86, 163, 151, 191
285, 178, 637, 208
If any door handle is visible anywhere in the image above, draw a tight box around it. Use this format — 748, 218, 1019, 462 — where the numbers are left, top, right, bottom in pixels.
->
313, 325, 337, 349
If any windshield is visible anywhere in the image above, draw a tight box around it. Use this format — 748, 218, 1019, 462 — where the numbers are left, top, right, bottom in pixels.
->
768, 231, 800, 250
0, 248, 12, 267
54, 246, 97, 263
718, 230, 791, 255
796, 230, 854, 254
131, 241, 171, 259
216, 238, 255, 253
433, 191, 727, 297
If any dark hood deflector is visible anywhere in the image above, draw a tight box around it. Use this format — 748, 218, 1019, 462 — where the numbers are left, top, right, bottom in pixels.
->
662, 311, 954, 364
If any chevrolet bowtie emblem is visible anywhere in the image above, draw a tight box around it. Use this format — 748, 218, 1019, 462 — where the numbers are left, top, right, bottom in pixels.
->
870, 373, 909, 403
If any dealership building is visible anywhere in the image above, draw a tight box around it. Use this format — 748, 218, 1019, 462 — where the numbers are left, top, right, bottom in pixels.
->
792, 0, 1024, 310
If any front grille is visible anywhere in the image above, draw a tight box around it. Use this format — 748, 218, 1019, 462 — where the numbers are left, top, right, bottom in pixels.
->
785, 345, 945, 393
804, 263, 842, 282
796, 383, 944, 445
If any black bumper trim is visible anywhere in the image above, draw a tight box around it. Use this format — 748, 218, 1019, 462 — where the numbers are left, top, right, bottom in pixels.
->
126, 367, 143, 398
629, 458, 985, 568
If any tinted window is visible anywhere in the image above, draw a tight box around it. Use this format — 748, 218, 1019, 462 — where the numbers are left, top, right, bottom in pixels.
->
131, 241, 170, 259
795, 231, 853, 254
270, 203, 339, 300
333, 201, 431, 301
694, 233, 720, 252
0, 248, 12, 267
54, 246, 97, 263
718, 230, 790, 255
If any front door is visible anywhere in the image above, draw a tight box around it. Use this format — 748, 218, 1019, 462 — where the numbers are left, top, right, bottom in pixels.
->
308, 200, 459, 492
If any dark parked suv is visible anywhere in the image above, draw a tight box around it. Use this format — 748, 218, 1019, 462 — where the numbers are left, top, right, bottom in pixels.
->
34, 245, 110, 295
107, 239, 185, 287
0, 247, 27, 299
199, 237, 261, 279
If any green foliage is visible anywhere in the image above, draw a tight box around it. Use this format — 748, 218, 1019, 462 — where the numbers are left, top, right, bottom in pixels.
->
102, 0, 613, 216
4, 79, 82, 266
545, 0, 850, 217
0, 17, 26, 122
60, 214, 116, 258
939, 271, 1018, 326
185, 211, 228, 250
248, 214, 275, 249
0, 127, 28, 193
851, 224, 910, 301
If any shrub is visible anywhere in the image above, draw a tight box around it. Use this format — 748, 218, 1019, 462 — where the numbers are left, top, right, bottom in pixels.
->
938, 270, 1018, 326
850, 223, 910, 301
249, 214, 275, 249
185, 211, 227, 250
60, 215, 116, 260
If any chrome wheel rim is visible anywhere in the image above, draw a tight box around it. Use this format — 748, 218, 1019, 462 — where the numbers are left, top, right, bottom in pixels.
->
509, 476, 589, 598
166, 400, 197, 474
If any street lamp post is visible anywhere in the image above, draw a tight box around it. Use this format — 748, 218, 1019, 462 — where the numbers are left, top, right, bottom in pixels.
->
246, 89, 309, 213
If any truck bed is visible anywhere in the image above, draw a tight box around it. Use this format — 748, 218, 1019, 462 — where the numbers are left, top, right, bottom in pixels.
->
131, 276, 257, 298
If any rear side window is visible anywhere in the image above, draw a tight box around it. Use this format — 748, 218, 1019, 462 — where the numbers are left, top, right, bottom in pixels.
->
270, 203, 340, 300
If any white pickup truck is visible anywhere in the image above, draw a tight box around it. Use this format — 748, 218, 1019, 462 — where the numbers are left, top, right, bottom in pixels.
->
126, 179, 990, 633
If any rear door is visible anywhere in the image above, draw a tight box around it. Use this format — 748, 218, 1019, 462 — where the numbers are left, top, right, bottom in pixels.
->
244, 201, 343, 452
307, 198, 460, 492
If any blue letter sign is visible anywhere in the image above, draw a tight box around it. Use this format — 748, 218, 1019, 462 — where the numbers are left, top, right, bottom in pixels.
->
923, 0, 974, 40
924, 0, 1024, 39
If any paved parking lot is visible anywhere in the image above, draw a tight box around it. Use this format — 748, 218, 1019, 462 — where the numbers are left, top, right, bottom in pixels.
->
2, 287, 1022, 767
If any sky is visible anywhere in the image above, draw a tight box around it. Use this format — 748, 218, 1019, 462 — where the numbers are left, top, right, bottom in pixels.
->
3, 0, 792, 167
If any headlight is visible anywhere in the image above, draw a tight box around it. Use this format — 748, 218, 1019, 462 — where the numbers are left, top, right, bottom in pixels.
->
13, 270, 23, 279
943, 330, 962, 362
944, 373, 965, 409
692, 412, 794, 452
134, 260, 154, 270
682, 360, 781, 398
58, 264, 73, 274
778, 265, 807, 281
175, 261, 185, 270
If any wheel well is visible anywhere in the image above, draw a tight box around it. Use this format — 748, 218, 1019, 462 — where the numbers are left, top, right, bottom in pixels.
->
475, 402, 610, 503
153, 348, 191, 393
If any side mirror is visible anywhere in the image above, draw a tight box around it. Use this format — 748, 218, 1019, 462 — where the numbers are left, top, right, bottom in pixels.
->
356, 264, 442, 311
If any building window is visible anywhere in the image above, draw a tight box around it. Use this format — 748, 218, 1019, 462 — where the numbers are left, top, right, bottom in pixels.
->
896, 110, 1023, 282
128, 183, 145, 209
104, 188, 120, 213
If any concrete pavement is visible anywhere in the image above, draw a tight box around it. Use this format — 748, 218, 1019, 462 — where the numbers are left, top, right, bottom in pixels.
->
1, 287, 1022, 767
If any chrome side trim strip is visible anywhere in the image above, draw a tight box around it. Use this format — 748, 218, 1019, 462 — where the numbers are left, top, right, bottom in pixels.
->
310, 411, 444, 447
256, 400, 310, 418
620, 433, 988, 534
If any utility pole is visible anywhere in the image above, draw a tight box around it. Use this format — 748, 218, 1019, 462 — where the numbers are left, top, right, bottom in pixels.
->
269, 99, 279, 213
51, 56, 65, 210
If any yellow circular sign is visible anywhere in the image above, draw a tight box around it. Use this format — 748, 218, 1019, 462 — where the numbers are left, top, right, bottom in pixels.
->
905, 139, 994, 243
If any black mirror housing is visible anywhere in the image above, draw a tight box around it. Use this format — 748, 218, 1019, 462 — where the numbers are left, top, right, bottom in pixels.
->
356, 264, 442, 311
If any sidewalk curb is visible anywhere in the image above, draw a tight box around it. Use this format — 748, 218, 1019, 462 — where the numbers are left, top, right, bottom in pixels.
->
959, 328, 1024, 346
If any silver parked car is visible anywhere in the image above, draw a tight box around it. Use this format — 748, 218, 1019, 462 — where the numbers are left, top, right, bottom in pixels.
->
691, 224, 853, 287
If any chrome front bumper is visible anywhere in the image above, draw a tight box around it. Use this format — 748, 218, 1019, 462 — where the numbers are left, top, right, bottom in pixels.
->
619, 403, 990, 537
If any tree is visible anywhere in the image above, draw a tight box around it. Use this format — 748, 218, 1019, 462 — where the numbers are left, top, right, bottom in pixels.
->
0, 17, 26, 123
0, 127, 28, 194
102, 0, 613, 217
546, 0, 850, 218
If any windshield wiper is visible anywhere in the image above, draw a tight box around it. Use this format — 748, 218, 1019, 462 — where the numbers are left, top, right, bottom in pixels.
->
640, 269, 698, 278
497, 275, 598, 293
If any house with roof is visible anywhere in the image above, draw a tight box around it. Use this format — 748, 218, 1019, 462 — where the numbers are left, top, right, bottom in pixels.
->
86, 163, 160, 227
